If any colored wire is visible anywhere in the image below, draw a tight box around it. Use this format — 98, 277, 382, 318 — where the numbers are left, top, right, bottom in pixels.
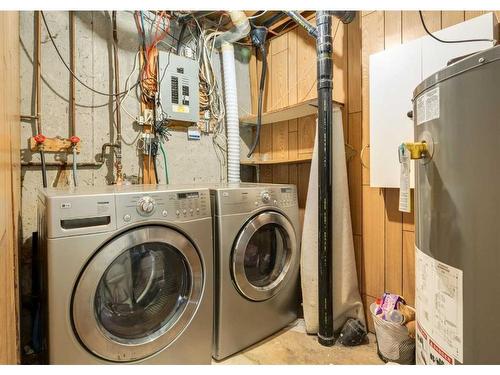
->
160, 142, 169, 184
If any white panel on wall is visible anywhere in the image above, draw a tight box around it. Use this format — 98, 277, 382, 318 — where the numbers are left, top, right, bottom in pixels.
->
369, 39, 421, 188
422, 13, 498, 79
369, 12, 498, 188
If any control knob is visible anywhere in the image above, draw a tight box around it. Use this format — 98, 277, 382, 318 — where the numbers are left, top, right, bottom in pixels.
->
137, 196, 155, 215
261, 191, 271, 203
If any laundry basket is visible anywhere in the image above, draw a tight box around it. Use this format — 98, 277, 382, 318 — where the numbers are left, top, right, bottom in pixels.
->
371, 304, 415, 364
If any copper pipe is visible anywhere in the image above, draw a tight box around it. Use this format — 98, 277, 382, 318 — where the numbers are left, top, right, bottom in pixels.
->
20, 115, 39, 120
22, 161, 103, 167
69, 11, 78, 187
69, 11, 76, 137
111, 11, 123, 184
35, 11, 42, 134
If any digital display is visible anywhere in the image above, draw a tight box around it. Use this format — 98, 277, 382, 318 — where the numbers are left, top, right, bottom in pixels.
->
177, 192, 199, 199
281, 188, 293, 193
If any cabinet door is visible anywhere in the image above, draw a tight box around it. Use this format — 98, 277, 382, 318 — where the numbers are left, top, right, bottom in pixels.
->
369, 39, 421, 188
369, 12, 498, 189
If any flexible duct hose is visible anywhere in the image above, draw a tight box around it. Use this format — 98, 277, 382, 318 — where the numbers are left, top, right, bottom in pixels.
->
216, 11, 250, 182
221, 42, 241, 182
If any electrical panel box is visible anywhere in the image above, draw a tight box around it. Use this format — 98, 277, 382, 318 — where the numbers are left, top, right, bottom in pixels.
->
158, 52, 200, 123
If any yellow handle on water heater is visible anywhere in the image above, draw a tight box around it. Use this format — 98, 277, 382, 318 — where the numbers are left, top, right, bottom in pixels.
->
402, 142, 428, 160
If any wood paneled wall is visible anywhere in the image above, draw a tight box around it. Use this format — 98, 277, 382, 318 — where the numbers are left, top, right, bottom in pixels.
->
249, 15, 347, 115
249, 10, 499, 333
0, 11, 21, 364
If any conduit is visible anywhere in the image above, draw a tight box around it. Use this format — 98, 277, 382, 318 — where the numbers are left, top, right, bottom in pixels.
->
35, 11, 48, 188
246, 26, 268, 158
215, 11, 250, 183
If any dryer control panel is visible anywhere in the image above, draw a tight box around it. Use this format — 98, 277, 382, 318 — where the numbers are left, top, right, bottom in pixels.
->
215, 185, 298, 215
116, 189, 210, 227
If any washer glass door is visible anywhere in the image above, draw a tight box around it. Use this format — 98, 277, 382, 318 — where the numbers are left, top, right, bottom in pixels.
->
72, 226, 203, 362
232, 211, 297, 301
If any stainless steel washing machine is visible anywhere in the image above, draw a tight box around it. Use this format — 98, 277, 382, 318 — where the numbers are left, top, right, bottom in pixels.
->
210, 183, 301, 360
37, 185, 213, 364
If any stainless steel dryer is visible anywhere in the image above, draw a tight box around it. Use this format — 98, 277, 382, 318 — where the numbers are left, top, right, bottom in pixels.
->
210, 183, 301, 360
37, 185, 213, 364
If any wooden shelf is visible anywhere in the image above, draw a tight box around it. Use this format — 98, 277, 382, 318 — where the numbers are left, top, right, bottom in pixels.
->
241, 143, 356, 166
240, 156, 312, 166
240, 99, 344, 126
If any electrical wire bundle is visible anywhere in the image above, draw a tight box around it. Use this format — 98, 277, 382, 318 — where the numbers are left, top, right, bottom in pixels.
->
134, 11, 177, 184
193, 19, 228, 181
134, 11, 171, 104
137, 12, 230, 182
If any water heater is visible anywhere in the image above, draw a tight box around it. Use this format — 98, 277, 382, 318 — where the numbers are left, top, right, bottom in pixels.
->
413, 45, 500, 365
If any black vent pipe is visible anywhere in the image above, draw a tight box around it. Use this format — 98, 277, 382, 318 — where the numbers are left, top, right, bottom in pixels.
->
315, 10, 335, 346
284, 10, 356, 347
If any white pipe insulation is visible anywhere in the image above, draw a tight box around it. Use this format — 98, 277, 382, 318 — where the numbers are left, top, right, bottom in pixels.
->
216, 11, 250, 183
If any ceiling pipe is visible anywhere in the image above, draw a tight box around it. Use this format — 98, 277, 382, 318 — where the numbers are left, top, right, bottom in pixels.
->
331, 11, 356, 24
261, 12, 287, 28
285, 12, 318, 38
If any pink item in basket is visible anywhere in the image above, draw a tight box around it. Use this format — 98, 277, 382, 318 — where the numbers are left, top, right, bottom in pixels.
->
380, 293, 406, 320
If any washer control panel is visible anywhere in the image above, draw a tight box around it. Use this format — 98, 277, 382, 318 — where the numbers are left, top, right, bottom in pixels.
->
216, 185, 298, 215
116, 189, 210, 227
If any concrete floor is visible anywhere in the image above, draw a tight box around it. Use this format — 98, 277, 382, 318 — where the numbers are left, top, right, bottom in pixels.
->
214, 319, 384, 365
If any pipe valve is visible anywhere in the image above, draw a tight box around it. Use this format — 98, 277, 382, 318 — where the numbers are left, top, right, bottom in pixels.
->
70, 136, 80, 145
400, 142, 428, 160
34, 134, 46, 144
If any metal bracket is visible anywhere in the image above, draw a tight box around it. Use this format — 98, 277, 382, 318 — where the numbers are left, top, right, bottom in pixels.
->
29, 136, 81, 153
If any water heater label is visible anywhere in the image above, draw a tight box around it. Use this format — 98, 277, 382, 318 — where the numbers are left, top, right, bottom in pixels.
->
416, 87, 440, 126
415, 247, 463, 364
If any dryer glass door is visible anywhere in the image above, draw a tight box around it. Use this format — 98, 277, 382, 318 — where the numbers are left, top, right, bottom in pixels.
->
232, 211, 297, 301
72, 226, 203, 362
